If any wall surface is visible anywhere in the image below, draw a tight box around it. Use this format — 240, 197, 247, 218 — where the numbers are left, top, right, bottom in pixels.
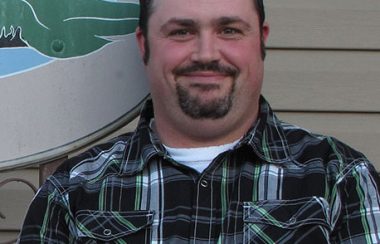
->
1, 0, 379, 241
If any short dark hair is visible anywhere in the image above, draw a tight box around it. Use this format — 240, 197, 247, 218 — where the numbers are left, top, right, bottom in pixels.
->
138, 0, 266, 63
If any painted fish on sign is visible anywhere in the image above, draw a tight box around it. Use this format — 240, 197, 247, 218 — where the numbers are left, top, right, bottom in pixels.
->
0, 0, 140, 76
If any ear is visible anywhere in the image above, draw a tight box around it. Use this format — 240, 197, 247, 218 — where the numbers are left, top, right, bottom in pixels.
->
261, 22, 270, 43
135, 27, 146, 60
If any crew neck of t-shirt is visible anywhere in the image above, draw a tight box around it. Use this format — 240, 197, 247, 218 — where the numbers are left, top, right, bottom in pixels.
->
163, 139, 240, 173
150, 119, 241, 173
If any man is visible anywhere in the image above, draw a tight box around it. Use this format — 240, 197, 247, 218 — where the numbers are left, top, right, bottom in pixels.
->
19, 0, 380, 243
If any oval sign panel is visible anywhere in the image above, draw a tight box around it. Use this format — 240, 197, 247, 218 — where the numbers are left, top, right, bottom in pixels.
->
0, 0, 149, 170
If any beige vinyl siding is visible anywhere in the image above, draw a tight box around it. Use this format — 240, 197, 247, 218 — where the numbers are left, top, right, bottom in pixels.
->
266, 0, 380, 50
1, 1, 379, 241
263, 50, 380, 112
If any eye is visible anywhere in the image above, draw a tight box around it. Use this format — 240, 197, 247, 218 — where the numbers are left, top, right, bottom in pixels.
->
169, 29, 193, 37
218, 26, 245, 40
221, 27, 242, 35
171, 29, 187, 35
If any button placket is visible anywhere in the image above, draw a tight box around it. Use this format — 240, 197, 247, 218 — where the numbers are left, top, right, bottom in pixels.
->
192, 176, 213, 240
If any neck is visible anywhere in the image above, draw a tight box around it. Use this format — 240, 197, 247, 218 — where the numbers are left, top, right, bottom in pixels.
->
153, 107, 258, 148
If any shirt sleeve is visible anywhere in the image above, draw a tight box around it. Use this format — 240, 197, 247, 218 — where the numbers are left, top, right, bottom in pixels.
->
18, 178, 72, 243
331, 161, 380, 243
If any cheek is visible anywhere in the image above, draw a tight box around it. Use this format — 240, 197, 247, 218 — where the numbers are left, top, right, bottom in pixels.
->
225, 43, 264, 90
151, 40, 194, 68
222, 41, 261, 67
147, 43, 193, 91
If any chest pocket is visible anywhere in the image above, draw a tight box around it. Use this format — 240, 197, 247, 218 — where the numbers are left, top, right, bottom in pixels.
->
74, 210, 154, 243
243, 197, 332, 244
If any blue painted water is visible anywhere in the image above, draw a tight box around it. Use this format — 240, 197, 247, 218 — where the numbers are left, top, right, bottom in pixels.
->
0, 47, 53, 78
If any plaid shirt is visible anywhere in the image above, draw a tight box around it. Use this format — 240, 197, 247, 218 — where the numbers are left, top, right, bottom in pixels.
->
19, 97, 380, 243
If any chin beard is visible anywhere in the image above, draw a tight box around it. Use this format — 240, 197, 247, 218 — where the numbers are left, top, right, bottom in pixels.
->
176, 83, 235, 120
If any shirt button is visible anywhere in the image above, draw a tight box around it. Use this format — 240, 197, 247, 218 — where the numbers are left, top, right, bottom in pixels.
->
103, 228, 112, 236
200, 179, 208, 188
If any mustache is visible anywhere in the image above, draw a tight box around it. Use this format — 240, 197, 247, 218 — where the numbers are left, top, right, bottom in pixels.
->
173, 61, 239, 78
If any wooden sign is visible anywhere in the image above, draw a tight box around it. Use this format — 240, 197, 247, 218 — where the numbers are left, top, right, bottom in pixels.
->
0, 0, 148, 170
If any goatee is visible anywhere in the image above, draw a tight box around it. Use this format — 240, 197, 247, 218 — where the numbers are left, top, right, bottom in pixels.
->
173, 61, 238, 120
176, 82, 235, 120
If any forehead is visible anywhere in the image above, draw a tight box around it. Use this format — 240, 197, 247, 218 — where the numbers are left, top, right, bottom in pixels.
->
149, 0, 257, 24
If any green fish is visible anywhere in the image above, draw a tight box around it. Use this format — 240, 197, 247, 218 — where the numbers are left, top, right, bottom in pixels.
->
0, 0, 140, 58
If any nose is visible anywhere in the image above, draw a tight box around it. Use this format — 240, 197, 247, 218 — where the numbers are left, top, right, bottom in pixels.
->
191, 32, 220, 63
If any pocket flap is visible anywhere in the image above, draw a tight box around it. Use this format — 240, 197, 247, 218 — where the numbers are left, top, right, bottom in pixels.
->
75, 210, 154, 241
243, 197, 331, 230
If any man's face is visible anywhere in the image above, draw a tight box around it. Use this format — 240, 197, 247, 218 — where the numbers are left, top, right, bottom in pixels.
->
137, 0, 269, 123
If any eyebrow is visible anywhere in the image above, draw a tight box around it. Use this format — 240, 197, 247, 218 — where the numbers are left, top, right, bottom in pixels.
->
160, 18, 198, 32
160, 16, 251, 32
216, 16, 251, 28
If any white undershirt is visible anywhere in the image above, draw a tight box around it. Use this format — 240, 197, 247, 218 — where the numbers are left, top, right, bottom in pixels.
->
163, 139, 240, 173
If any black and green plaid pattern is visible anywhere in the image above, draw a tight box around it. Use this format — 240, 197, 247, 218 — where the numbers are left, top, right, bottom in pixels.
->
19, 97, 380, 243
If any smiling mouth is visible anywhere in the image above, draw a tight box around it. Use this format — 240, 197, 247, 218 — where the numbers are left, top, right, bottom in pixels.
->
182, 71, 227, 77
176, 74, 230, 93
177, 70, 235, 81
177, 71, 230, 83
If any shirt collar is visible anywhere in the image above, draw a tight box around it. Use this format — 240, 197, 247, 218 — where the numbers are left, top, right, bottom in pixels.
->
241, 96, 293, 164
120, 96, 292, 175
119, 99, 166, 175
